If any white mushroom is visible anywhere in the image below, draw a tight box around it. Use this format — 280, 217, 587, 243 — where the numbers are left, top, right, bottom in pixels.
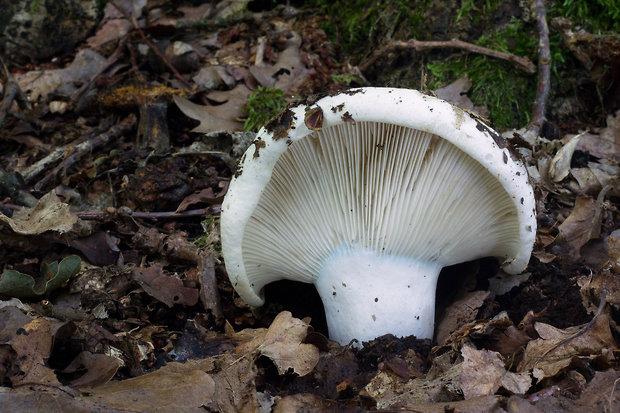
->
221, 88, 536, 345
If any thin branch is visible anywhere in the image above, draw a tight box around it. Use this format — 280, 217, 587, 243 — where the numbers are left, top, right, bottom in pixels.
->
0, 56, 32, 125
108, 0, 193, 88
528, 0, 551, 135
360, 38, 536, 74
33, 115, 137, 190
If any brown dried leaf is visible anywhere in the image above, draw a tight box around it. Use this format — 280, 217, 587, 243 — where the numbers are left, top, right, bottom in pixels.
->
577, 109, 620, 159
236, 311, 319, 377
568, 369, 620, 412
209, 355, 260, 412
548, 132, 585, 182
460, 344, 531, 398
174, 84, 251, 133
134, 265, 199, 307
436, 291, 489, 345
84, 362, 215, 412
68, 231, 120, 266
274, 393, 339, 412
365, 362, 463, 409
553, 193, 606, 254
0, 191, 78, 235
9, 317, 64, 388
517, 314, 616, 382
64, 351, 121, 389
0, 305, 34, 342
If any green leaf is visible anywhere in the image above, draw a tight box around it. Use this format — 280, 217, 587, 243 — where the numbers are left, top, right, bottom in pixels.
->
0, 255, 82, 298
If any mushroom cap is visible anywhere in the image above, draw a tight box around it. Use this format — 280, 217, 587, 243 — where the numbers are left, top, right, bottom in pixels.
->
221, 87, 536, 307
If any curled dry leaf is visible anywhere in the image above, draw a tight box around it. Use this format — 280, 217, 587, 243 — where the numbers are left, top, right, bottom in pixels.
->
459, 344, 531, 399
548, 132, 585, 182
517, 314, 616, 382
435, 291, 490, 346
64, 351, 121, 389
235, 311, 320, 377
0, 191, 78, 235
552, 188, 610, 254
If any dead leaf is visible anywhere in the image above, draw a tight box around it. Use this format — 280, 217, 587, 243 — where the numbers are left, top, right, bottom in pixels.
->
0, 191, 78, 234
552, 187, 611, 254
435, 76, 489, 118
577, 109, 620, 159
436, 291, 490, 345
0, 305, 34, 342
9, 317, 64, 388
134, 265, 199, 307
64, 351, 121, 389
548, 132, 585, 182
459, 344, 531, 398
274, 393, 339, 412
488, 271, 531, 297
84, 362, 215, 412
174, 84, 251, 133
176, 187, 225, 213
249, 46, 313, 92
69, 231, 120, 266
15, 49, 106, 101
365, 361, 463, 409
236, 311, 319, 377
568, 369, 620, 412
209, 355, 260, 412
517, 314, 616, 382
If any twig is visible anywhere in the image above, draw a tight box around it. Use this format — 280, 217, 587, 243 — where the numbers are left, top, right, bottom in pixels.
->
0, 56, 32, 125
2, 204, 220, 220
33, 115, 137, 190
359, 38, 536, 74
528, 0, 551, 135
108, 0, 193, 89
20, 117, 116, 184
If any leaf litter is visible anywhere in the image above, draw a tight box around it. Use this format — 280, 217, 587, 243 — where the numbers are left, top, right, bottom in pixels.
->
0, 0, 619, 411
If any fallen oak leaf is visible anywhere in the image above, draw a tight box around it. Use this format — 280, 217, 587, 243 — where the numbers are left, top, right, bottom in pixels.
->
235, 311, 319, 377
459, 344, 531, 399
133, 265, 199, 307
174, 84, 251, 133
82, 362, 215, 412
0, 191, 78, 235
517, 313, 616, 382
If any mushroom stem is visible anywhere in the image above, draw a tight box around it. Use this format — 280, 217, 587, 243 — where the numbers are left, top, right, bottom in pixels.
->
315, 250, 443, 345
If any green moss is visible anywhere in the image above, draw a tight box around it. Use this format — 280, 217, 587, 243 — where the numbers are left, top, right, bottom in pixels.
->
552, 0, 620, 32
299, 0, 429, 55
427, 18, 537, 129
243, 86, 287, 131
194, 216, 222, 261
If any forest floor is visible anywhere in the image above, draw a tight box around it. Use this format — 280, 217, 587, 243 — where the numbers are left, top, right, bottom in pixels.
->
0, 0, 619, 411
